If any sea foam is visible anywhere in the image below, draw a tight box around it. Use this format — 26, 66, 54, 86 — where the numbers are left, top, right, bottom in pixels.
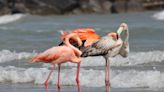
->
153, 11, 164, 20
0, 66, 164, 88
0, 50, 35, 63
55, 50, 164, 67
0, 14, 25, 24
111, 70, 164, 88
1, 50, 164, 66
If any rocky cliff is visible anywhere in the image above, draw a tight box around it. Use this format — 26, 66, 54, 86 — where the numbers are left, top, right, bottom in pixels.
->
0, 0, 113, 15
0, 0, 157, 15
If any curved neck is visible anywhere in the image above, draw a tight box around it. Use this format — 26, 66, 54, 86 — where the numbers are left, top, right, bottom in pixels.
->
64, 34, 82, 57
117, 26, 129, 50
124, 28, 129, 43
119, 26, 130, 57
123, 27, 129, 53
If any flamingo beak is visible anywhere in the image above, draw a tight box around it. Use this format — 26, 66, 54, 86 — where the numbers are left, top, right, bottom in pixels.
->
117, 26, 124, 35
116, 33, 119, 40
60, 31, 68, 41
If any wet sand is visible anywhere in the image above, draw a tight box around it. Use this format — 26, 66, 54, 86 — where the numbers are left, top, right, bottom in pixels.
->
1, 83, 164, 92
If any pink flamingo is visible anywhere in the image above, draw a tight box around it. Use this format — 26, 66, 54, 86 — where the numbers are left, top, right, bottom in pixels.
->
30, 33, 82, 92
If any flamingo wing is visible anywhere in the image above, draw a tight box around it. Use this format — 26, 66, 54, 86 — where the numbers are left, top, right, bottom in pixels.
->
72, 28, 96, 34
83, 33, 100, 47
59, 28, 100, 47
84, 38, 97, 47
81, 36, 119, 57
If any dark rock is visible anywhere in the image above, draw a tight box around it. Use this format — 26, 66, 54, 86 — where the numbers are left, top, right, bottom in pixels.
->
79, 0, 111, 13
110, 0, 143, 13
0, 0, 113, 15
0, 0, 81, 15
0, 0, 148, 15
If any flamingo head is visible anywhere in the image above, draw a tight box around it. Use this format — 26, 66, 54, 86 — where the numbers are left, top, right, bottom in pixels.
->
120, 23, 128, 30
117, 23, 128, 35
60, 31, 68, 41
72, 35, 82, 46
64, 33, 82, 47
107, 32, 119, 40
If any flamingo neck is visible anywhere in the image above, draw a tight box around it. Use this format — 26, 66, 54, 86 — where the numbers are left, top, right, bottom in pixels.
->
64, 34, 82, 57
122, 26, 129, 45
125, 28, 129, 43
122, 27, 129, 53
117, 26, 129, 52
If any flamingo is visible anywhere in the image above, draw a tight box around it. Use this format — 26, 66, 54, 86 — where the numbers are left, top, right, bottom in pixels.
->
30, 33, 82, 92
59, 28, 100, 47
81, 23, 129, 92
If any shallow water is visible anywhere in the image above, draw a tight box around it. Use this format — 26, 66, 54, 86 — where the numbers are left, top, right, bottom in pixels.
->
0, 11, 164, 90
1, 84, 164, 92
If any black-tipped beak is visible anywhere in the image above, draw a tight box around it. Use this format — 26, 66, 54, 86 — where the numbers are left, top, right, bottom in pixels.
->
116, 33, 119, 40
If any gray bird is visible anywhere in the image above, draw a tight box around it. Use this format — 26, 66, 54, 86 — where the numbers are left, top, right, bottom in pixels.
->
81, 23, 129, 92
118, 23, 129, 57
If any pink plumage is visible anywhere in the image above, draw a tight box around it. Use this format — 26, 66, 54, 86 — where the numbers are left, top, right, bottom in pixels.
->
30, 33, 82, 92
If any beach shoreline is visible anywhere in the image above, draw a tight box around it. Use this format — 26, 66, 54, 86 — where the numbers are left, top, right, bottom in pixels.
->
1, 83, 164, 92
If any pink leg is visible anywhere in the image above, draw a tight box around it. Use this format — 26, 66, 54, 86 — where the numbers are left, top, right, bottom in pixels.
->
105, 59, 110, 92
76, 62, 81, 92
44, 65, 55, 92
58, 64, 61, 92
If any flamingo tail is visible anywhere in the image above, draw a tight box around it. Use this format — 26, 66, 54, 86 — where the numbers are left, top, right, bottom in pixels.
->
28, 55, 40, 63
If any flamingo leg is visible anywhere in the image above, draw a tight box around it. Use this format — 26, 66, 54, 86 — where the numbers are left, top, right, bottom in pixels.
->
58, 64, 61, 92
44, 65, 55, 92
105, 59, 110, 92
76, 62, 81, 92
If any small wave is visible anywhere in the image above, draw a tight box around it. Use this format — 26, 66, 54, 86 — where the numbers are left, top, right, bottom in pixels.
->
0, 14, 25, 24
0, 50, 35, 63
1, 50, 164, 66
153, 11, 164, 20
89, 51, 164, 66
56, 51, 164, 67
0, 66, 164, 88
111, 51, 164, 66
111, 70, 164, 88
